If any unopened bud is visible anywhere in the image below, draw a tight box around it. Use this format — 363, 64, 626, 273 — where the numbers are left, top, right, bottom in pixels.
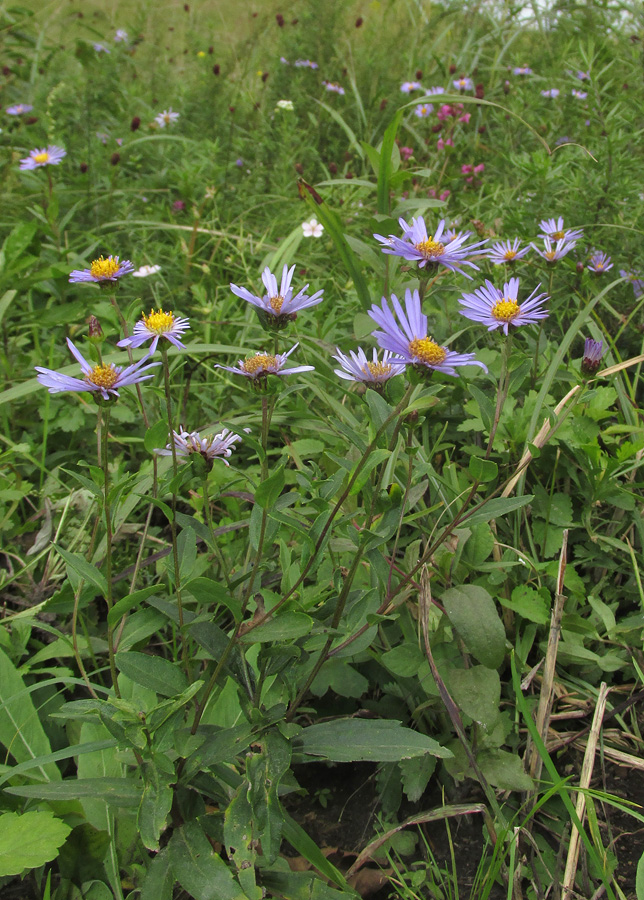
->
79, 162, 88, 173
416, 69, 423, 79
449, 63, 456, 74
25, 116, 38, 125
380, 98, 388, 111
355, 16, 363, 26
329, 161, 338, 174
110, 152, 120, 165
130, 116, 141, 131
576, 261, 585, 274
294, 162, 303, 174
88, 316, 104, 343
261, 71, 269, 82
580, 338, 604, 377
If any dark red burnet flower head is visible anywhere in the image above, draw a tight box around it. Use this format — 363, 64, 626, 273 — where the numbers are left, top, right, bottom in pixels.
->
276, 13, 284, 26
355, 16, 363, 27
110, 152, 120, 165
130, 116, 141, 131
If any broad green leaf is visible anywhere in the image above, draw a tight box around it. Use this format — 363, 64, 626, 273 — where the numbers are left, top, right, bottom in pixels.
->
169, 822, 246, 900
0, 648, 60, 782
464, 495, 534, 526
446, 666, 501, 729
261, 870, 350, 900
377, 109, 403, 214
478, 749, 534, 792
636, 850, 644, 900
144, 419, 169, 454
246, 731, 291, 864
140, 847, 175, 900
224, 785, 260, 899
177, 525, 198, 582
107, 586, 159, 626
5, 778, 142, 807
499, 585, 550, 625
442, 585, 506, 669
139, 761, 174, 851
468, 456, 498, 483
0, 811, 71, 876
238, 611, 313, 643
294, 718, 451, 762
115, 651, 189, 697
254, 466, 285, 509
54, 544, 107, 596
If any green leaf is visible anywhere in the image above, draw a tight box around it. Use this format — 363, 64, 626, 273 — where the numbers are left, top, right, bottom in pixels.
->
140, 847, 175, 900
468, 384, 495, 433
246, 731, 291, 864
0, 811, 71, 876
442, 585, 506, 669
377, 109, 403, 214
54, 544, 107, 596
468, 456, 498, 483
144, 419, 169, 453
261, 870, 350, 900
107, 586, 159, 626
238, 611, 313, 643
446, 666, 501, 729
224, 783, 261, 899
294, 718, 451, 762
399, 755, 436, 804
115, 651, 189, 698
478, 749, 534, 792
282, 813, 352, 891
5, 778, 142, 806
500, 585, 550, 625
0, 648, 61, 782
254, 466, 286, 509
636, 850, 644, 900
177, 525, 198, 581
139, 761, 174, 851
464, 495, 534, 526
169, 822, 246, 900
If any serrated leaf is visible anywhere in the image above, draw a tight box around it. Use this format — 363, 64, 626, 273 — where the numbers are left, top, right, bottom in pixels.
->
0, 811, 71, 876
500, 585, 550, 625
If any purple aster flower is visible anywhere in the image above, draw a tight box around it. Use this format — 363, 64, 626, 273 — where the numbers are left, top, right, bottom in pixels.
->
580, 338, 604, 376
294, 59, 318, 69
322, 81, 345, 95
531, 236, 577, 263
333, 347, 405, 384
93, 43, 110, 53
230, 264, 323, 320
69, 256, 135, 284
117, 308, 190, 352
453, 77, 474, 91
541, 88, 560, 99
114, 29, 128, 42
487, 239, 531, 264
513, 66, 533, 75
425, 86, 445, 96
587, 251, 612, 274
400, 81, 423, 93
19, 145, 66, 170
571, 89, 587, 99
374, 216, 486, 278
155, 427, 241, 467
414, 103, 433, 118
458, 277, 548, 335
620, 270, 644, 299
368, 289, 487, 376
576, 70, 590, 81
539, 217, 584, 242
6, 103, 33, 115
216, 343, 314, 381
35, 338, 160, 401
280, 57, 290, 65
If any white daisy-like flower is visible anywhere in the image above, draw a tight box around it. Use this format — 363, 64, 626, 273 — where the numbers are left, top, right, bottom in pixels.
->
132, 264, 162, 278
302, 217, 324, 238
155, 108, 180, 128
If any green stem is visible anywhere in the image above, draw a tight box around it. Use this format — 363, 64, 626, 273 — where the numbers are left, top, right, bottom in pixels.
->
100, 405, 120, 698
240, 393, 273, 608
161, 347, 189, 676
531, 269, 553, 387
486, 332, 512, 459
202, 475, 231, 589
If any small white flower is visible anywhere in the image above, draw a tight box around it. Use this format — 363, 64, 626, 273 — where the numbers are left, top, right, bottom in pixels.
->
132, 264, 162, 278
276, 99, 294, 111
155, 108, 180, 128
302, 217, 324, 238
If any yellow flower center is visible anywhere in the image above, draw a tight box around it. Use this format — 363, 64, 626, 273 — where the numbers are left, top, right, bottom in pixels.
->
87, 363, 118, 389
492, 299, 521, 322
33, 152, 50, 164
408, 337, 447, 366
90, 256, 121, 279
364, 361, 393, 379
504, 250, 517, 260
552, 230, 565, 240
242, 353, 277, 375
545, 250, 557, 261
142, 308, 175, 333
415, 239, 445, 259
269, 295, 284, 314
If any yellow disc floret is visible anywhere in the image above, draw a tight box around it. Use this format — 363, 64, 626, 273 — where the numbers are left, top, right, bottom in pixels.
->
364, 361, 393, 379
242, 353, 277, 376
87, 363, 118, 389
492, 299, 521, 322
269, 295, 284, 314
408, 337, 447, 366
142, 308, 175, 333
33, 151, 50, 164
415, 239, 445, 259
90, 256, 121, 280
504, 250, 517, 260
552, 230, 565, 241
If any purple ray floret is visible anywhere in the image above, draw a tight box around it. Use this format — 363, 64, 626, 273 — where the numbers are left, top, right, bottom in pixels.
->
458, 277, 549, 335
374, 216, 486, 278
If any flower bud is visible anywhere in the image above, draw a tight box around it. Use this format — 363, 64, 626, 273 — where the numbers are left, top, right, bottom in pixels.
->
79, 162, 88, 173
580, 338, 604, 377
110, 152, 120, 165
88, 316, 105, 343
449, 63, 456, 74
355, 16, 363, 26
130, 116, 141, 131
576, 261, 585, 274
213, 64, 220, 75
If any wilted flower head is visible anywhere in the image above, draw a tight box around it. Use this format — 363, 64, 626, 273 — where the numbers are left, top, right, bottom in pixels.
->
571, 89, 587, 99
19, 145, 66, 170
513, 65, 533, 75
322, 80, 345, 95
587, 251, 612, 274
133, 264, 162, 277
69, 255, 135, 284
374, 215, 486, 277
453, 77, 474, 91
532, 236, 577, 263
155, 427, 241, 468
580, 338, 604, 376
6, 103, 33, 115
35, 338, 159, 400
539, 217, 584, 243
400, 81, 423, 93
302, 217, 324, 237
541, 88, 560, 98
414, 103, 433, 118
487, 239, 530, 265
333, 347, 405, 384
458, 277, 549, 335
155, 108, 179, 127
230, 264, 323, 323
216, 343, 314, 382
368, 289, 487, 376
117, 308, 190, 352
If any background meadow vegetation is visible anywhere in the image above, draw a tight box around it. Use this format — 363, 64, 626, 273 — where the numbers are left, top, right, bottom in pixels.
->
2, 0, 644, 898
